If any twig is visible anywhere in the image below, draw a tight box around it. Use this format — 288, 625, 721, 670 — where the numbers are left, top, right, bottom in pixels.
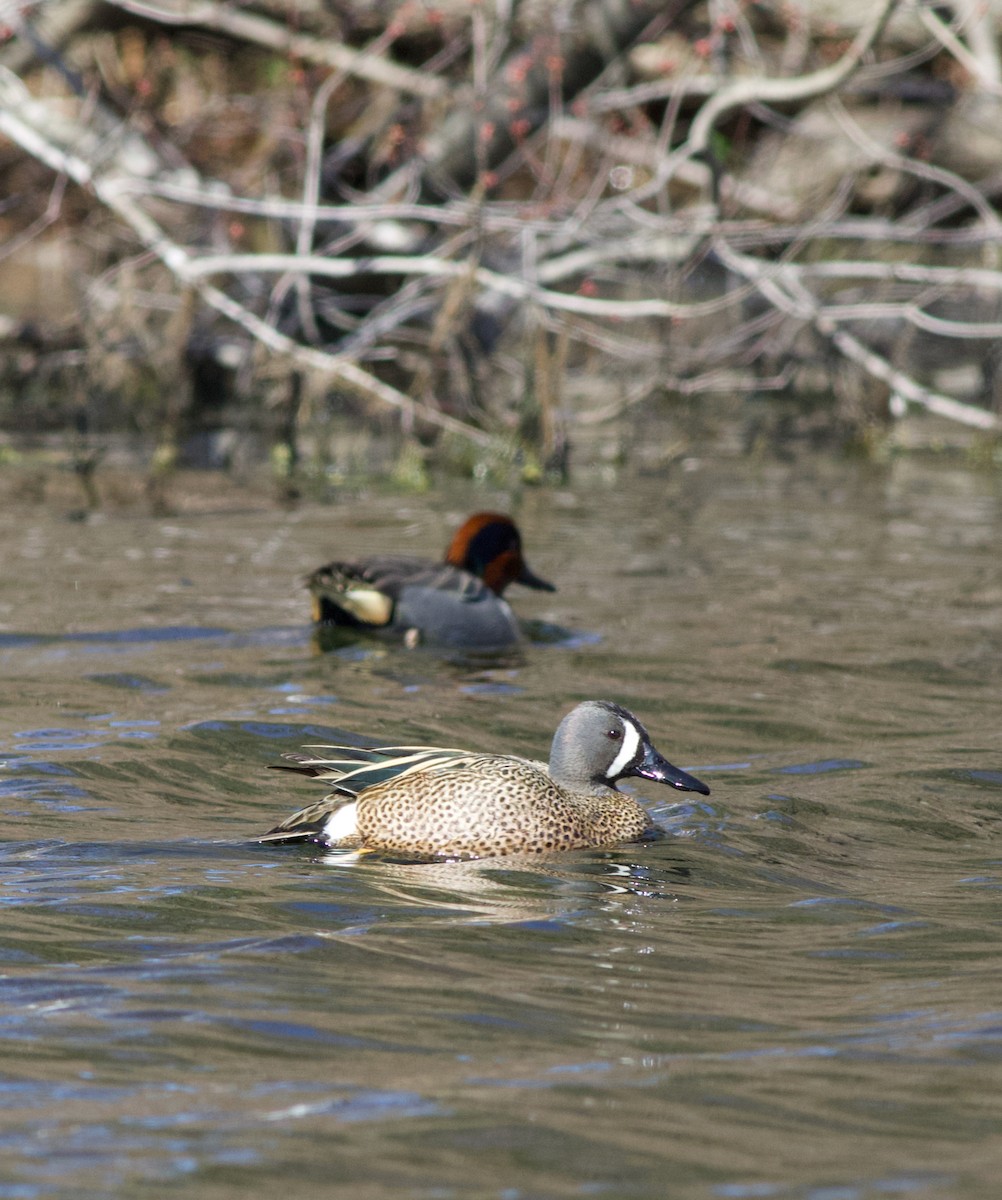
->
5, 0, 1000, 446
687, 0, 901, 156
551, 115, 804, 221
725, 217, 1002, 249
0, 67, 491, 445
576, 364, 796, 424
796, 260, 1002, 291
822, 321, 998, 429
181, 248, 752, 322
103, 0, 445, 99
811, 303, 1002, 340
103, 173, 1002, 252
586, 74, 723, 113
714, 238, 999, 431
288, 71, 345, 344
0, 169, 67, 261
917, 2, 1002, 93
826, 97, 1002, 236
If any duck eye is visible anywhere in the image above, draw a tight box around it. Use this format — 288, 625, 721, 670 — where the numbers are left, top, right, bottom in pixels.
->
606, 728, 622, 740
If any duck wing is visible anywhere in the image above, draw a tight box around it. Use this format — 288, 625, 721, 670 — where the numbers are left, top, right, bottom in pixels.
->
258, 745, 485, 845
277, 744, 481, 791
308, 557, 488, 627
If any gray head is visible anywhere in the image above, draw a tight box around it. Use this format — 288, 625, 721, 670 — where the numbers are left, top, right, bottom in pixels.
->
548, 700, 710, 796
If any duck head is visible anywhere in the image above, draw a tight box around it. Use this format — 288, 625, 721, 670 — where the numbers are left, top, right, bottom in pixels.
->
550, 700, 710, 796
445, 512, 555, 596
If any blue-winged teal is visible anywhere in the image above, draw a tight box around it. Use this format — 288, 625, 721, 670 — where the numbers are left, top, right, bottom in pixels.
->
259, 700, 710, 859
307, 512, 554, 649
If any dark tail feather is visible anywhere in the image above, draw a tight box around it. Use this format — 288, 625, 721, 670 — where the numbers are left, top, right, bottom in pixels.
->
269, 763, 327, 778
256, 826, 320, 845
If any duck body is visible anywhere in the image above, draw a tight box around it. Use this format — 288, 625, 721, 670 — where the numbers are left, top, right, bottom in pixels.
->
308, 512, 554, 650
260, 700, 710, 860
309, 556, 524, 648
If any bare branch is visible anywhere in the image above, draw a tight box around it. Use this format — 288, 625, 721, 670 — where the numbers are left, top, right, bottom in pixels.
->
0, 68, 490, 444
812, 303, 1002, 340
680, 0, 902, 160
826, 97, 1002, 235
103, 0, 445, 99
796, 260, 1002, 291
917, 2, 1002, 93
181, 248, 757, 323
576, 365, 797, 425
713, 238, 1000, 431
4, 0, 1001, 452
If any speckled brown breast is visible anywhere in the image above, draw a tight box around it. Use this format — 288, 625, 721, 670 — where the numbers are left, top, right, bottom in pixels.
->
353, 754, 654, 858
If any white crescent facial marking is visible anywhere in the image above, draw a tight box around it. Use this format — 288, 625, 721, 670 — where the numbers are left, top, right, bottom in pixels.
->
323, 801, 359, 844
606, 720, 641, 779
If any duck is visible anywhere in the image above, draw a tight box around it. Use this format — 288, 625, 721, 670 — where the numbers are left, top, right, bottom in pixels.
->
307, 512, 555, 649
258, 700, 710, 859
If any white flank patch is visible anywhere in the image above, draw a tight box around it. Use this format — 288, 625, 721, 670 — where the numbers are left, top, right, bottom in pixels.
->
323, 801, 359, 844
606, 720, 641, 778
341, 587, 394, 626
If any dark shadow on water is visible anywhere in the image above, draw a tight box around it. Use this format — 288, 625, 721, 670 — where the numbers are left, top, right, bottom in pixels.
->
0, 625, 311, 649
309, 618, 594, 663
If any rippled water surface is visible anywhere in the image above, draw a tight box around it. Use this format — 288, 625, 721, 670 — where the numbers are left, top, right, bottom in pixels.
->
1, 452, 1001, 1199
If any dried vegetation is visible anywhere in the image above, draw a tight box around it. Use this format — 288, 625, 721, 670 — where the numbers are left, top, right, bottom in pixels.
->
1, 0, 1001, 499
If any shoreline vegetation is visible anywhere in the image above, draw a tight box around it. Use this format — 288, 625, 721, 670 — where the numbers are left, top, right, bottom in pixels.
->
2, 0, 1002, 510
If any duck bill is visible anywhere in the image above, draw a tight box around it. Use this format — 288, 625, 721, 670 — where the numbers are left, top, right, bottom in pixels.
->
517, 563, 556, 592
633, 746, 710, 796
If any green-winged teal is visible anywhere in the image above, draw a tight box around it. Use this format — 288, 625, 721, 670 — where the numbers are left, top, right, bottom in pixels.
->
259, 700, 710, 859
307, 512, 554, 649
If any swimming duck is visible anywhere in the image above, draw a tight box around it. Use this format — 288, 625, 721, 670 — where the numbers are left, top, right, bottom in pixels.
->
259, 700, 710, 859
307, 512, 554, 649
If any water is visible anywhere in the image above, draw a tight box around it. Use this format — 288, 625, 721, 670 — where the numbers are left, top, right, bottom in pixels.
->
1, 452, 1000, 1199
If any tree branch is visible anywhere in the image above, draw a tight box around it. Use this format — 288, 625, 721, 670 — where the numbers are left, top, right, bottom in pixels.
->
103, 0, 445, 99
679, 0, 902, 160
0, 67, 490, 445
713, 238, 1000, 431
